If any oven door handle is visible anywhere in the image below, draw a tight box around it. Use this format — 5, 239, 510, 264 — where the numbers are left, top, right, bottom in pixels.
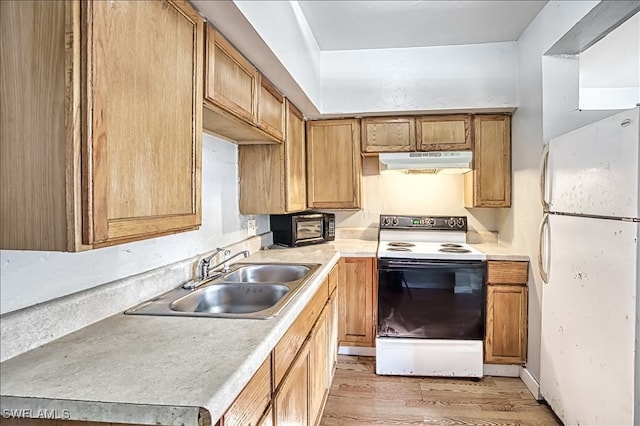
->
378, 259, 485, 270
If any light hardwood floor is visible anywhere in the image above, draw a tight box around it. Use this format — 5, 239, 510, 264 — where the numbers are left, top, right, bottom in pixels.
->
321, 356, 561, 425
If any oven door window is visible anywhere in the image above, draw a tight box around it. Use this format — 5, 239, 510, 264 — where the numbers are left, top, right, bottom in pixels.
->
377, 259, 486, 340
295, 220, 323, 241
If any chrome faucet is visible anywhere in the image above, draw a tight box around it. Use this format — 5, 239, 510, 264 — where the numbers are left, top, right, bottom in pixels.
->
184, 248, 251, 290
198, 247, 229, 281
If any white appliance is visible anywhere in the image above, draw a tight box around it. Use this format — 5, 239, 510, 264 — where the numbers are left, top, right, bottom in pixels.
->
378, 151, 472, 173
376, 215, 487, 378
538, 107, 640, 425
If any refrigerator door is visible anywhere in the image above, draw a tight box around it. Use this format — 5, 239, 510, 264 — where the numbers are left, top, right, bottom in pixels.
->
546, 107, 639, 219
540, 214, 638, 425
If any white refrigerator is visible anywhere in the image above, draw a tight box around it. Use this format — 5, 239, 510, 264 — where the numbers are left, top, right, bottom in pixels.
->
538, 107, 640, 425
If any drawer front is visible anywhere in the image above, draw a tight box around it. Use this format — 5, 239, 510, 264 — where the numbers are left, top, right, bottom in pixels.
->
487, 261, 529, 284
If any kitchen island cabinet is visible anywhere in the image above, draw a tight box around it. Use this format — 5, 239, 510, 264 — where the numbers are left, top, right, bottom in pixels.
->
1, 0, 203, 251
465, 114, 512, 207
306, 119, 362, 209
485, 261, 528, 364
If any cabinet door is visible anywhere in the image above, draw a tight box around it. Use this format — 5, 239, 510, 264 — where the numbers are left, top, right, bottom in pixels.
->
204, 25, 258, 124
327, 287, 339, 380
306, 119, 361, 209
84, 0, 202, 245
485, 284, 527, 364
238, 101, 306, 214
285, 102, 307, 212
309, 305, 329, 426
338, 257, 376, 346
223, 356, 272, 426
416, 115, 471, 151
361, 117, 416, 153
258, 75, 285, 142
464, 115, 511, 208
274, 342, 310, 426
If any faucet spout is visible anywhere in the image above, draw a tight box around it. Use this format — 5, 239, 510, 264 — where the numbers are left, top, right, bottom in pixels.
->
192, 248, 250, 285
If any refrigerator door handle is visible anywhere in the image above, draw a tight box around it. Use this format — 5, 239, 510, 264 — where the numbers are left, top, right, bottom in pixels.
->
539, 143, 550, 212
538, 213, 550, 284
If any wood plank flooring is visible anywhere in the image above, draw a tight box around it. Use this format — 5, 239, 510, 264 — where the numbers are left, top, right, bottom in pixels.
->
320, 356, 561, 426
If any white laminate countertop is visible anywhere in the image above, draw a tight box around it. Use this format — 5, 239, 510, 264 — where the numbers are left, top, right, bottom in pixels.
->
0, 238, 526, 425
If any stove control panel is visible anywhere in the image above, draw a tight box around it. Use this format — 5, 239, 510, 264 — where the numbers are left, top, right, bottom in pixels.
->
380, 215, 467, 231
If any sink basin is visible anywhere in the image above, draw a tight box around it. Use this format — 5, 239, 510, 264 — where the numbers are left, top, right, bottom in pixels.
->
224, 264, 311, 283
170, 284, 289, 314
124, 262, 320, 319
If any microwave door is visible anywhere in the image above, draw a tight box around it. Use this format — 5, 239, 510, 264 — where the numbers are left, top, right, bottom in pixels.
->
296, 220, 323, 242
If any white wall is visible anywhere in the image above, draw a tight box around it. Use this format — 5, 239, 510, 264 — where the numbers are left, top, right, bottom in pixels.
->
333, 158, 498, 233
579, 12, 640, 110
0, 134, 268, 315
499, 0, 628, 383
232, 0, 323, 111
321, 42, 518, 114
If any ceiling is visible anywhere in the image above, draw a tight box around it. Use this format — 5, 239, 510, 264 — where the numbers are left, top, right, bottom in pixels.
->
297, 0, 548, 51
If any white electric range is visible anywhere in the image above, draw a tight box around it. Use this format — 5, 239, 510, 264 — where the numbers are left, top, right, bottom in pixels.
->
376, 215, 487, 378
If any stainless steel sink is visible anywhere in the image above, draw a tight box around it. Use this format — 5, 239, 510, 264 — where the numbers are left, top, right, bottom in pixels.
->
224, 264, 311, 283
170, 284, 289, 314
124, 262, 320, 319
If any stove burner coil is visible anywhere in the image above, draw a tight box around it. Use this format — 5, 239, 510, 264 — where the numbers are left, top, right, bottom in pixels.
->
387, 247, 412, 252
387, 242, 416, 248
440, 243, 463, 248
438, 247, 471, 253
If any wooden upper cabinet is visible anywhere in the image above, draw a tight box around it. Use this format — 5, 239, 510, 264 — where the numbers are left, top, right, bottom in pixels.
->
361, 117, 416, 153
258, 75, 285, 142
204, 25, 257, 124
306, 119, 362, 209
464, 115, 511, 208
238, 101, 306, 214
284, 102, 307, 212
416, 115, 471, 151
338, 257, 376, 347
202, 24, 280, 144
84, 0, 202, 245
0, 0, 203, 251
485, 261, 528, 365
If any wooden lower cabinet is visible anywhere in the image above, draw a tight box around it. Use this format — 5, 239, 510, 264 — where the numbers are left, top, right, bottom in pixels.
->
258, 407, 273, 426
309, 305, 330, 425
338, 257, 377, 346
327, 286, 339, 379
274, 340, 310, 426
484, 261, 529, 365
222, 355, 271, 426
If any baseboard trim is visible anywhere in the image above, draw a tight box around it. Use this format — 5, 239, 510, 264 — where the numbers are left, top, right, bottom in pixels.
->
483, 364, 520, 377
520, 366, 542, 400
338, 345, 375, 356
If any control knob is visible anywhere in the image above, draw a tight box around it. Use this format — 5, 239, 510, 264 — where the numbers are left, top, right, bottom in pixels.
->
457, 218, 465, 228
382, 217, 390, 226
428, 218, 436, 226
448, 217, 456, 227
392, 217, 399, 226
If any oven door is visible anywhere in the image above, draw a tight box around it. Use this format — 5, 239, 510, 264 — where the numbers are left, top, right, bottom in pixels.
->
377, 258, 486, 340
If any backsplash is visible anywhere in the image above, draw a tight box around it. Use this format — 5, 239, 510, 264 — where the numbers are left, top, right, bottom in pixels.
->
332, 157, 500, 233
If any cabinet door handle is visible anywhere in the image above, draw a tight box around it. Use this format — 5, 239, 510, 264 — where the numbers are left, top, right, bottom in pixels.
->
539, 143, 550, 212
537, 214, 550, 284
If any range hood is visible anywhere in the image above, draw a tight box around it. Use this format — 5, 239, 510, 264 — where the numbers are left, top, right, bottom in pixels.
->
378, 151, 473, 174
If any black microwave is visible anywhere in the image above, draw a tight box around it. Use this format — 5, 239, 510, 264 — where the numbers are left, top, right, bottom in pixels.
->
270, 212, 335, 247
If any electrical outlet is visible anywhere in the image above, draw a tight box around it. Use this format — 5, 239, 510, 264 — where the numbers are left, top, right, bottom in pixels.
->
247, 219, 257, 237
